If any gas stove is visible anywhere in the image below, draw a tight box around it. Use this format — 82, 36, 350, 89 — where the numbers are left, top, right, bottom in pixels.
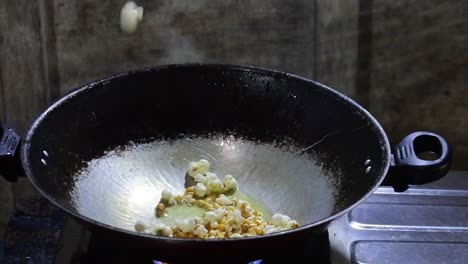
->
2, 171, 468, 264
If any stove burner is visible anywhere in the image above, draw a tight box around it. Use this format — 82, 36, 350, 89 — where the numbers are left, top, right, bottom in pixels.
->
152, 261, 263, 264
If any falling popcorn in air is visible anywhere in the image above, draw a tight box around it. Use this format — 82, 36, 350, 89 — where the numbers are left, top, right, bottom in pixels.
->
120, 1, 143, 34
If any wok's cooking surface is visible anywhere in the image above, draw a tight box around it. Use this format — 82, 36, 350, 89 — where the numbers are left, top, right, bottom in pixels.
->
3, 171, 468, 263
71, 135, 336, 231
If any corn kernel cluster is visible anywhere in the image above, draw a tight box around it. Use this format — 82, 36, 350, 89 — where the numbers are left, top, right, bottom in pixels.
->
134, 159, 300, 238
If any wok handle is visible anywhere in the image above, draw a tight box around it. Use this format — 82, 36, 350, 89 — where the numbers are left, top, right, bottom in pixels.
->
0, 122, 24, 182
384, 131, 451, 191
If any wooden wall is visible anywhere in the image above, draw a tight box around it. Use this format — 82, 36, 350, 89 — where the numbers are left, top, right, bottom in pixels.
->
0, 0, 51, 234
1, 0, 467, 233
368, 0, 468, 162
53, 0, 319, 94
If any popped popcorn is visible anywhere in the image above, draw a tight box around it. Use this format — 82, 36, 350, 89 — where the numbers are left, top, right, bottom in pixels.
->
194, 173, 206, 183
134, 159, 300, 238
223, 175, 238, 192
176, 218, 198, 233
205, 172, 219, 182
188, 159, 210, 177
152, 223, 173, 237
272, 213, 291, 227
215, 194, 232, 205
195, 183, 207, 197
161, 189, 173, 200
206, 179, 224, 193
194, 225, 208, 236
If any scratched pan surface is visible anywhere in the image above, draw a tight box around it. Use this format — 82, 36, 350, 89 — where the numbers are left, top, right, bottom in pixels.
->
71, 135, 338, 231
21, 64, 390, 260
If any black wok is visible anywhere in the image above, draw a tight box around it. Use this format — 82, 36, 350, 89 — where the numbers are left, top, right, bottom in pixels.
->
0, 64, 450, 262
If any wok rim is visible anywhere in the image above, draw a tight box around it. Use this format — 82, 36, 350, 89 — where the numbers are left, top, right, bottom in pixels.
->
20, 63, 392, 244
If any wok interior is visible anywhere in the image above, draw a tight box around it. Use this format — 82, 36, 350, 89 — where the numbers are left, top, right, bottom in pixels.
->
70, 136, 337, 230
25, 65, 390, 233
